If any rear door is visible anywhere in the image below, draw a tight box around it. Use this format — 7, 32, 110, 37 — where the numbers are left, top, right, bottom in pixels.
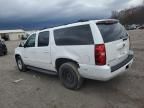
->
97, 21, 129, 66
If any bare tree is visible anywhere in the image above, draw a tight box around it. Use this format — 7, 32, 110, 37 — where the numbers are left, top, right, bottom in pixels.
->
111, 11, 119, 19
110, 3, 144, 25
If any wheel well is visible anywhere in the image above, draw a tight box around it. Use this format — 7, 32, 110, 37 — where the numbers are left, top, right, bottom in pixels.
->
15, 54, 20, 60
55, 58, 79, 71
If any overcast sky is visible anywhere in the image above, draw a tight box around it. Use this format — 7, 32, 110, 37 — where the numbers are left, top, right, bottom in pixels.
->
0, 0, 143, 29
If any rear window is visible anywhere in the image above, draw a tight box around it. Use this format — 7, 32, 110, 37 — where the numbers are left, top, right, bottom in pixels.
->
54, 25, 94, 45
97, 22, 128, 43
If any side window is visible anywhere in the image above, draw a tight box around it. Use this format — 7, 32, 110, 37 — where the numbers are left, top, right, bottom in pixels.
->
38, 31, 49, 47
24, 34, 36, 47
54, 25, 94, 45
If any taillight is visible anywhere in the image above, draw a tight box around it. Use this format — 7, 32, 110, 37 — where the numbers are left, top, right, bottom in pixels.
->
129, 35, 132, 50
95, 44, 106, 65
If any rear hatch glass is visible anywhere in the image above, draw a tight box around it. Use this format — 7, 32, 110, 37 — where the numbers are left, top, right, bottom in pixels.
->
97, 21, 128, 43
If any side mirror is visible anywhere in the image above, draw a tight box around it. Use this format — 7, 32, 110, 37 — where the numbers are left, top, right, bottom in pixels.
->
19, 41, 25, 47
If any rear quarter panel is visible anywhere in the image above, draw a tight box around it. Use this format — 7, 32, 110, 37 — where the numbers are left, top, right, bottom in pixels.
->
49, 25, 96, 67
50, 22, 105, 68
51, 45, 95, 66
90, 22, 104, 44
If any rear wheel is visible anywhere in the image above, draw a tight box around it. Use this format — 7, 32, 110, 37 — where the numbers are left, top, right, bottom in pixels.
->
59, 62, 83, 90
16, 56, 27, 72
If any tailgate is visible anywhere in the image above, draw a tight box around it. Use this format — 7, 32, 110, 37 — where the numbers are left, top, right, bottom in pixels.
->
97, 20, 130, 66
105, 38, 129, 66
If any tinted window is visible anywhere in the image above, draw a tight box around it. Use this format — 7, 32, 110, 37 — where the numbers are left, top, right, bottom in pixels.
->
38, 31, 49, 47
54, 25, 94, 45
24, 34, 36, 47
0, 40, 2, 47
97, 22, 128, 43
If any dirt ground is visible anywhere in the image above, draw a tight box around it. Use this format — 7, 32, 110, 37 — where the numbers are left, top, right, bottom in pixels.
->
0, 30, 144, 108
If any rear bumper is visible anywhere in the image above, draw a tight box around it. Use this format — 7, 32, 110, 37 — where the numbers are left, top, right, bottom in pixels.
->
111, 54, 133, 72
78, 53, 134, 81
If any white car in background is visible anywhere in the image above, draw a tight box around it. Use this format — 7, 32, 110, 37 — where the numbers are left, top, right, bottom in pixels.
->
15, 19, 134, 90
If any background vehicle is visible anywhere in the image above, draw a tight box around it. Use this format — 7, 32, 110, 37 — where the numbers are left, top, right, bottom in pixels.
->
138, 25, 144, 29
125, 25, 137, 30
0, 39, 7, 56
15, 19, 134, 90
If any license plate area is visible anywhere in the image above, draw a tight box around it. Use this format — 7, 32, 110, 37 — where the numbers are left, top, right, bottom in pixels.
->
111, 54, 133, 72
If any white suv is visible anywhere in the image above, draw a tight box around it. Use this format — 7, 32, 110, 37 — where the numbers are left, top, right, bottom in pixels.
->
15, 19, 134, 89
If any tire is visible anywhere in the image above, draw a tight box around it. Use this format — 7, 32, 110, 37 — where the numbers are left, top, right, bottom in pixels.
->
0, 50, 4, 56
4, 48, 7, 55
16, 56, 27, 72
4, 51, 7, 55
4, 50, 7, 55
59, 62, 84, 90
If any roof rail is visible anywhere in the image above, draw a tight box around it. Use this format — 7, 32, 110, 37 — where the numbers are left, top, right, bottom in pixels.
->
77, 19, 89, 22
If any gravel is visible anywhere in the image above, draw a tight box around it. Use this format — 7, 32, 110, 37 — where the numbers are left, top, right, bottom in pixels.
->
0, 30, 144, 108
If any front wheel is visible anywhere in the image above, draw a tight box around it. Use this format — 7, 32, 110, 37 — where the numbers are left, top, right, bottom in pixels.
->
0, 48, 4, 56
59, 62, 84, 90
4, 50, 7, 55
0, 52, 4, 56
16, 56, 27, 72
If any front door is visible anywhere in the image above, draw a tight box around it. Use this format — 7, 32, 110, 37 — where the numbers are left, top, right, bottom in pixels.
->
23, 33, 37, 67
